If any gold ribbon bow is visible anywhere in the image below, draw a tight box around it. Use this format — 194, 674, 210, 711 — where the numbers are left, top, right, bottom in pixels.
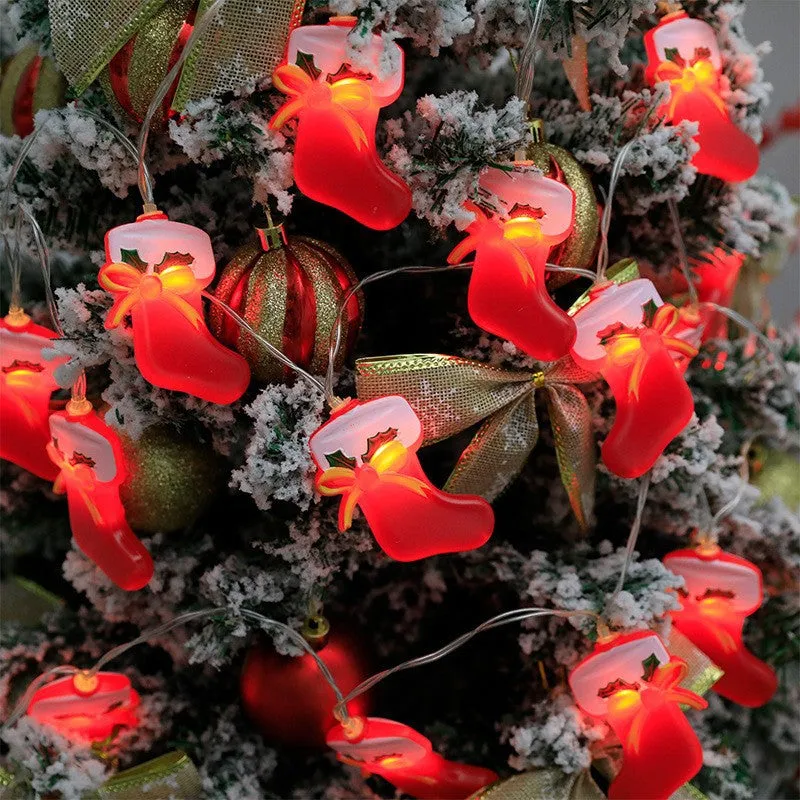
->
98, 261, 203, 331
610, 658, 707, 759
447, 202, 543, 285
356, 354, 597, 528
48, 0, 304, 108
269, 63, 372, 149
603, 304, 699, 399
47, 442, 102, 525
654, 57, 726, 119
316, 439, 432, 531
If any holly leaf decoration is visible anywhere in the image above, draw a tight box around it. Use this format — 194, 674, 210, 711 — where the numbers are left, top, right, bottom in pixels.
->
641, 652, 661, 682
325, 450, 357, 470
155, 251, 195, 271
120, 249, 147, 271
363, 427, 398, 462
692, 46, 712, 65
326, 63, 372, 84
642, 299, 659, 327
664, 47, 686, 67
295, 50, 321, 80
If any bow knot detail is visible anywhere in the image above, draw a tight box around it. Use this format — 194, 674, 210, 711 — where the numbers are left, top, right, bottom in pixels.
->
609, 658, 707, 756
356, 354, 597, 528
47, 442, 102, 524
603, 304, 699, 399
270, 63, 372, 150
98, 261, 202, 331
654, 57, 726, 119
447, 202, 543, 285
316, 440, 431, 531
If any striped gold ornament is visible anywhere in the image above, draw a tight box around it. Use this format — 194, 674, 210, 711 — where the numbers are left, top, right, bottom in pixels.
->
209, 225, 363, 383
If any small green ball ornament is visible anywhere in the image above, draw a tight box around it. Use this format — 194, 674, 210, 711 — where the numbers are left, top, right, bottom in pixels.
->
120, 426, 222, 533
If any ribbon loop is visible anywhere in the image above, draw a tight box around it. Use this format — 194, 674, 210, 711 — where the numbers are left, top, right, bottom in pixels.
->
98, 262, 203, 330
316, 439, 431, 531
654, 57, 726, 118
270, 63, 371, 149
47, 441, 103, 524
356, 354, 597, 527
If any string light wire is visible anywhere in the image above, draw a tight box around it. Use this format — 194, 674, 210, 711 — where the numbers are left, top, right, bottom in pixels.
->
596, 138, 638, 281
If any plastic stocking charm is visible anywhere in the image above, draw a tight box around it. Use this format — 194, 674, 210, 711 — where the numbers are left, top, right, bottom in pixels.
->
310, 397, 494, 561
28, 671, 139, 742
327, 716, 498, 799
570, 631, 706, 800
571, 285, 696, 478
99, 211, 250, 404
270, 18, 412, 230
0, 312, 65, 479
448, 166, 577, 361
645, 11, 759, 182
664, 545, 777, 707
49, 405, 153, 590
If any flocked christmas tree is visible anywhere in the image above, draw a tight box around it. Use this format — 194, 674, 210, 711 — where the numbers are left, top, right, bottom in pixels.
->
0, 0, 798, 798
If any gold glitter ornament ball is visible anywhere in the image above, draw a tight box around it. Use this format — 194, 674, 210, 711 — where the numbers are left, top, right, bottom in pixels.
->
97, 0, 195, 127
120, 426, 223, 533
209, 223, 363, 383
524, 119, 600, 285
0, 44, 66, 137
750, 445, 800, 513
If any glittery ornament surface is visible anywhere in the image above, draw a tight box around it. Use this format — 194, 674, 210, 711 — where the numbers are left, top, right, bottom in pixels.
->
98, 0, 195, 125
468, 769, 605, 800
210, 232, 362, 383
120, 426, 222, 533
525, 122, 600, 279
0, 45, 66, 136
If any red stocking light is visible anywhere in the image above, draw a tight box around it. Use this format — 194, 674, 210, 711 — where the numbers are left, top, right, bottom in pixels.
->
0, 312, 66, 480
569, 631, 706, 800
99, 211, 251, 405
644, 11, 759, 182
270, 18, 412, 230
27, 671, 139, 742
310, 396, 494, 561
664, 545, 777, 707
571, 285, 697, 478
327, 716, 498, 800
448, 166, 577, 361
673, 247, 745, 350
49, 404, 153, 591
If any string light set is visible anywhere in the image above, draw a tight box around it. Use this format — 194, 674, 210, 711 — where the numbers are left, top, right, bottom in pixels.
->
0, 0, 788, 798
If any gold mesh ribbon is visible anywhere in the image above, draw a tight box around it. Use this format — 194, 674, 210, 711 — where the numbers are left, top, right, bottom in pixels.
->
173, 0, 306, 108
90, 751, 202, 799
355, 354, 597, 528
49, 0, 305, 107
469, 769, 606, 800
668, 628, 724, 698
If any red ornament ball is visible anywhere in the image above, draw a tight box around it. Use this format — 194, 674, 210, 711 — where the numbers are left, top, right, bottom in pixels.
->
210, 224, 363, 383
240, 620, 369, 748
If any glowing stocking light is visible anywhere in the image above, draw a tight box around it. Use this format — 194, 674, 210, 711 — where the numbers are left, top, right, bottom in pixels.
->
310, 396, 494, 561
664, 545, 777, 707
673, 247, 745, 351
27, 671, 139, 742
645, 11, 759, 182
569, 631, 706, 800
99, 210, 251, 405
49, 405, 153, 591
270, 18, 412, 230
0, 311, 66, 479
326, 716, 498, 800
448, 166, 577, 361
571, 285, 697, 478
